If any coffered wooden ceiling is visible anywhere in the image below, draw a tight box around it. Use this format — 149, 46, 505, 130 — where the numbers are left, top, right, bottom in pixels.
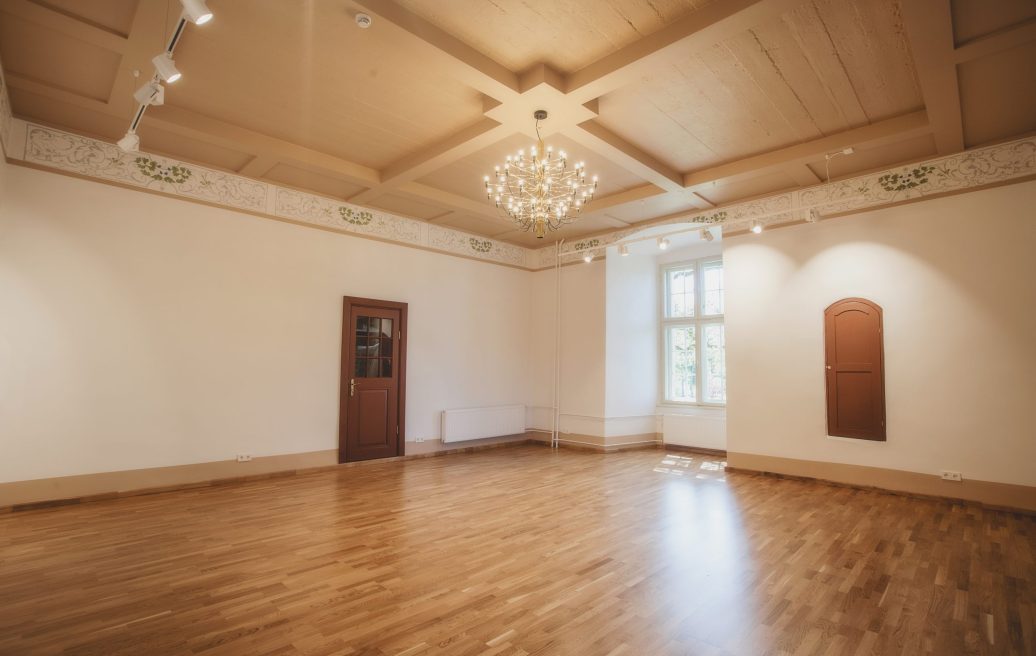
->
1, 0, 1034, 246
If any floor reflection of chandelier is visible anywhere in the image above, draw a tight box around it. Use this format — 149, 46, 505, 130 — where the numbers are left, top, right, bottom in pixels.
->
484, 110, 598, 238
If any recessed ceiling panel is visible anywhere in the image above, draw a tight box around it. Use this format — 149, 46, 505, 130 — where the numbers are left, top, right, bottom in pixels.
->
137, 124, 253, 172
262, 164, 367, 200
433, 213, 516, 238
596, 0, 923, 172
959, 42, 1036, 148
37, 0, 140, 36
599, 194, 703, 225
0, 11, 121, 102
8, 86, 126, 139
951, 0, 1036, 46
392, 0, 714, 73
167, 0, 486, 170
695, 169, 798, 206
805, 133, 938, 182
366, 193, 449, 220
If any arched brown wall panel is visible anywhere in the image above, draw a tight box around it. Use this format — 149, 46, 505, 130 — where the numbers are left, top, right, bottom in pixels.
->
824, 298, 886, 441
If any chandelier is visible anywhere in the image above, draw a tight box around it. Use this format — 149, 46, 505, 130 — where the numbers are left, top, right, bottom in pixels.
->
484, 110, 598, 238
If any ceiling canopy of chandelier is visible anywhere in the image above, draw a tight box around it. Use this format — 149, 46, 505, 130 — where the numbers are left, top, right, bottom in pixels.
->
484, 110, 598, 239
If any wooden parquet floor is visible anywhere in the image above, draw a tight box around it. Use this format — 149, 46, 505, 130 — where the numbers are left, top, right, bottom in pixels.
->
1, 446, 1033, 656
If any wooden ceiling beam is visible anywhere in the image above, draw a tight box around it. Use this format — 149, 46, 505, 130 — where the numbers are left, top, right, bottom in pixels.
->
901, 0, 964, 154
683, 110, 931, 189
349, 119, 512, 203
106, 0, 172, 111
565, 0, 804, 103
351, 0, 519, 100
2, 0, 129, 54
565, 120, 685, 192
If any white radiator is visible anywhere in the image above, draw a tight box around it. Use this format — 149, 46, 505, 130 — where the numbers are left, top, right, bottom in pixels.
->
441, 405, 526, 444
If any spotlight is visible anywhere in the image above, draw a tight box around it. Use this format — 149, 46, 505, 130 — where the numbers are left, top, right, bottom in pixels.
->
133, 80, 164, 106
700, 228, 714, 242
583, 251, 594, 263
152, 53, 182, 84
807, 208, 821, 224
117, 130, 140, 153
657, 237, 670, 250
179, 0, 213, 25
618, 244, 630, 256
750, 220, 763, 234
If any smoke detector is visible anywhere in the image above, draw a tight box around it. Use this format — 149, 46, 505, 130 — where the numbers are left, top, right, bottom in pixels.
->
355, 12, 372, 28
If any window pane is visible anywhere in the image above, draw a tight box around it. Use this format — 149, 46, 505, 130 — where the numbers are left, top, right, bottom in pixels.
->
703, 324, 726, 403
667, 268, 694, 318
667, 326, 696, 402
702, 262, 724, 316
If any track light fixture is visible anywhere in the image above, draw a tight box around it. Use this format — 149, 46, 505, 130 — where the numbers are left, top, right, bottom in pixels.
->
657, 237, 670, 250
700, 228, 714, 242
180, 0, 213, 25
152, 53, 182, 84
750, 220, 763, 234
583, 251, 594, 263
618, 244, 630, 256
117, 130, 140, 153
133, 80, 165, 106
807, 208, 821, 224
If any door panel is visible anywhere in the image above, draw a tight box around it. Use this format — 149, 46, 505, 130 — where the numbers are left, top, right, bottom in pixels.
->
824, 298, 885, 441
356, 389, 389, 446
339, 299, 407, 462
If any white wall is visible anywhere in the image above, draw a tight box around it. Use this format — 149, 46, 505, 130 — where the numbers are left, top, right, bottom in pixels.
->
527, 261, 607, 435
604, 249, 657, 436
0, 165, 532, 482
725, 180, 1036, 486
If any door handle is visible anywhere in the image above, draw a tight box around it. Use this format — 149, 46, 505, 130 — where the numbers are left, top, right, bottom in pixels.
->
825, 365, 832, 370
350, 378, 356, 397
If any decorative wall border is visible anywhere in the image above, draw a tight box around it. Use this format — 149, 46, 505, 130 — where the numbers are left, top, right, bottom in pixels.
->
8, 121, 538, 269
538, 136, 1036, 267
0, 54, 1032, 272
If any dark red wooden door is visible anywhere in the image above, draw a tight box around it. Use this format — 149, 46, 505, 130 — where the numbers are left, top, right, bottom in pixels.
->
340, 300, 406, 462
824, 298, 886, 441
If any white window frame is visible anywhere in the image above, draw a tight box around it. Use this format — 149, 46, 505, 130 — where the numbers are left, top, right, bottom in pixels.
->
660, 257, 725, 406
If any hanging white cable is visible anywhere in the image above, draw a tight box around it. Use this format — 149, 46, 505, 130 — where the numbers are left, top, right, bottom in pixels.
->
553, 239, 564, 449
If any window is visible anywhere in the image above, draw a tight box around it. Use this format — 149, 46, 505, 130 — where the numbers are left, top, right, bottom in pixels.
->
662, 258, 725, 405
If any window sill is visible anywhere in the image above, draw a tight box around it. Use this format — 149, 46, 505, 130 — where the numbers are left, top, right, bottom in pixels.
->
656, 404, 726, 417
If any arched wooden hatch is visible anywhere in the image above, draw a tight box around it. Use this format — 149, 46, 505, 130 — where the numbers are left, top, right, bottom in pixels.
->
824, 298, 886, 441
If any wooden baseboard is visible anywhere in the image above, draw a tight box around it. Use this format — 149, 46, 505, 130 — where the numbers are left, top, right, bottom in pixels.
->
527, 432, 661, 453
726, 452, 1036, 514
0, 439, 532, 513
661, 443, 728, 457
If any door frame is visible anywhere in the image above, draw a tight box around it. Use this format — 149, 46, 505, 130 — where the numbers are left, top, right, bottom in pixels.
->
338, 296, 408, 462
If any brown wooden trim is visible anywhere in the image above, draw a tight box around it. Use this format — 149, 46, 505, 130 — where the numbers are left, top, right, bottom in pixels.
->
727, 452, 1036, 515
338, 297, 408, 463
661, 443, 728, 457
1, 440, 535, 514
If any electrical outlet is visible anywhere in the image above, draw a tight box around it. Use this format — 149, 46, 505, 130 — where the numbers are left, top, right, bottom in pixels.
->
415, 438, 425, 443
236, 454, 253, 463
940, 470, 963, 482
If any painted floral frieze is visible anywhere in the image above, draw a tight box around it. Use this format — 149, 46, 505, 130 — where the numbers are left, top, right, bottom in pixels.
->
275, 188, 422, 244
23, 126, 267, 212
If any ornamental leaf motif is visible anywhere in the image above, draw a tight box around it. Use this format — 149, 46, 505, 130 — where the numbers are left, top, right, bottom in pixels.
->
701, 210, 727, 223
571, 238, 600, 251
134, 157, 191, 184
337, 207, 373, 225
878, 165, 936, 192
469, 238, 493, 253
